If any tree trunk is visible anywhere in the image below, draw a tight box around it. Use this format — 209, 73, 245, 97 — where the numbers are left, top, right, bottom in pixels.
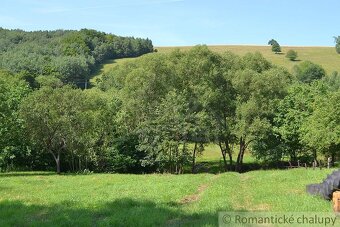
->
85, 157, 88, 170
79, 158, 82, 172
192, 143, 197, 173
290, 152, 297, 162
221, 152, 227, 171
54, 152, 61, 174
235, 136, 245, 172
240, 146, 245, 164
331, 151, 336, 166
56, 158, 61, 174
169, 147, 172, 174
312, 149, 319, 166
227, 149, 233, 168
50, 150, 61, 174
224, 141, 233, 169
219, 143, 228, 171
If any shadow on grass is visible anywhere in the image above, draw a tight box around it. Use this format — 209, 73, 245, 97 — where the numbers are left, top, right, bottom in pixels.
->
0, 199, 219, 226
0, 172, 56, 178
88, 59, 117, 88
192, 160, 294, 174
91, 59, 117, 77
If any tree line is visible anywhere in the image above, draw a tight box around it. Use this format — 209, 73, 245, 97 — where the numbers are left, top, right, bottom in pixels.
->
1, 45, 339, 173
0, 28, 153, 88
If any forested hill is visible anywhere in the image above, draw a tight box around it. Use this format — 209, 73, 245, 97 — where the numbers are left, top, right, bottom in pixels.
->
0, 28, 153, 88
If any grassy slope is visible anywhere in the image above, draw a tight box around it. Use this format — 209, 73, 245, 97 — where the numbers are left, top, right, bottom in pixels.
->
157, 45, 340, 74
89, 57, 137, 86
0, 169, 334, 226
90, 46, 340, 86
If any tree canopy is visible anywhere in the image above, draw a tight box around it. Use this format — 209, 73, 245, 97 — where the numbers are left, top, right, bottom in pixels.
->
293, 61, 326, 83
268, 39, 281, 53
0, 70, 30, 171
335, 36, 340, 54
0, 28, 153, 88
286, 50, 298, 61
1, 38, 339, 174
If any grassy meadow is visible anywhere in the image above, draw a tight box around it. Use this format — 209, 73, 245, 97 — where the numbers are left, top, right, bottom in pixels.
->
157, 45, 340, 74
0, 169, 334, 226
0, 147, 335, 226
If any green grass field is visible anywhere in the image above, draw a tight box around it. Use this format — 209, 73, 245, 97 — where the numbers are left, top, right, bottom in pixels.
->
157, 45, 340, 74
0, 169, 334, 226
90, 57, 138, 86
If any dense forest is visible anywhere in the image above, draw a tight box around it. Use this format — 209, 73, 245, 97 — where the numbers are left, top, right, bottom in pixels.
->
0, 28, 153, 88
0, 30, 340, 174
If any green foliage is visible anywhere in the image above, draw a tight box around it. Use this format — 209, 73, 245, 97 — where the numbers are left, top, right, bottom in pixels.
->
104, 147, 137, 172
233, 65, 292, 165
272, 43, 281, 53
19, 86, 118, 173
268, 39, 278, 46
0, 28, 153, 88
105, 46, 222, 172
323, 71, 340, 91
2, 40, 339, 173
285, 49, 298, 61
240, 52, 272, 72
275, 85, 309, 158
274, 82, 327, 160
334, 36, 340, 54
35, 75, 63, 88
293, 61, 326, 83
101, 46, 293, 172
61, 32, 91, 56
0, 70, 31, 171
158, 45, 340, 75
268, 39, 281, 53
301, 90, 340, 155
139, 90, 209, 173
272, 44, 281, 54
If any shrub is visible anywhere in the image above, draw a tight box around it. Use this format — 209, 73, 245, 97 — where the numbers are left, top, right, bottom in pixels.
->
272, 43, 281, 53
293, 61, 326, 83
286, 50, 298, 61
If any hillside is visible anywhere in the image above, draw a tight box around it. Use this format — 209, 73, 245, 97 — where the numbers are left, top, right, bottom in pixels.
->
90, 57, 138, 86
157, 45, 340, 74
0, 28, 153, 88
91, 45, 339, 84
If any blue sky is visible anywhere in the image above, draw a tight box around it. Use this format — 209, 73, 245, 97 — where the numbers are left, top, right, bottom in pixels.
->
0, 0, 339, 46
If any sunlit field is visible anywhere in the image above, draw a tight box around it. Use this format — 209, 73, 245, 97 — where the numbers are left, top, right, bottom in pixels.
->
157, 45, 340, 74
0, 168, 334, 226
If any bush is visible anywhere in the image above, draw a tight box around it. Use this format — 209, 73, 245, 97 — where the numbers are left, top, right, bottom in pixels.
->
335, 36, 340, 54
293, 61, 326, 83
336, 43, 340, 54
286, 50, 298, 61
268, 39, 281, 53
272, 43, 281, 53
